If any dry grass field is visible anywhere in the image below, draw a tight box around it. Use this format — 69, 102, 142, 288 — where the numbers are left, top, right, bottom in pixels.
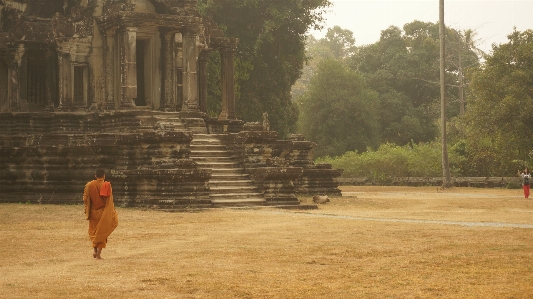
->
1, 186, 533, 299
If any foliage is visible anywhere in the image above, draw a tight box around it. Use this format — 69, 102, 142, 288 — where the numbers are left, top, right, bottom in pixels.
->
198, 0, 331, 137
292, 27, 357, 104
463, 29, 533, 176
349, 21, 480, 146
320, 25, 357, 60
298, 58, 380, 157
317, 140, 465, 183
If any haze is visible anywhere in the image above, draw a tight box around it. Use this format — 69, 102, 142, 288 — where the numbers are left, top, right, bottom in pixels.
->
312, 0, 533, 54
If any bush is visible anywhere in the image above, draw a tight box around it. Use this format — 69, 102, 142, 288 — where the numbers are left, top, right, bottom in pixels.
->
317, 141, 462, 182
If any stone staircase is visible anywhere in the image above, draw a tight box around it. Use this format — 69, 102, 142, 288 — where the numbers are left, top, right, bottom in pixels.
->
190, 134, 266, 207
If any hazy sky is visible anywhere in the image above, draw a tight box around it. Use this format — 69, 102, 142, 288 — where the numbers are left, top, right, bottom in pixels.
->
311, 0, 533, 54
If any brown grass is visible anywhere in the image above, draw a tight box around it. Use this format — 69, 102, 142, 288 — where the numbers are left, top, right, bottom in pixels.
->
1, 186, 533, 298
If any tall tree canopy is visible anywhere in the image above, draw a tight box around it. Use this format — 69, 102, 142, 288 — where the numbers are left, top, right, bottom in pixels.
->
292, 26, 357, 106
464, 29, 533, 175
198, 0, 331, 137
350, 21, 480, 146
298, 58, 380, 157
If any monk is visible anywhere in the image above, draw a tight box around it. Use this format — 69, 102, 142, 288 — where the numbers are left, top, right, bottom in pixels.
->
83, 168, 118, 260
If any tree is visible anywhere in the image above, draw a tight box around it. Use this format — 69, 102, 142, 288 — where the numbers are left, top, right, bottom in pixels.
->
350, 21, 481, 147
446, 29, 484, 115
464, 29, 533, 175
298, 58, 380, 158
292, 27, 357, 111
322, 26, 357, 60
351, 24, 441, 145
198, 0, 332, 137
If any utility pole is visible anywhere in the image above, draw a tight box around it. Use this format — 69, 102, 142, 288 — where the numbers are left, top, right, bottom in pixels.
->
440, 0, 452, 188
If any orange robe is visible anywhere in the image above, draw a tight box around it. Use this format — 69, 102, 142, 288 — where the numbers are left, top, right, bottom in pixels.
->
83, 178, 118, 248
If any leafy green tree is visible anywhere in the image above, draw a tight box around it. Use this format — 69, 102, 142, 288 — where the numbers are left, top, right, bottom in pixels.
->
445, 29, 484, 115
321, 26, 357, 60
198, 0, 331, 137
464, 29, 533, 175
350, 21, 480, 146
351, 24, 439, 145
298, 58, 380, 157
292, 27, 356, 111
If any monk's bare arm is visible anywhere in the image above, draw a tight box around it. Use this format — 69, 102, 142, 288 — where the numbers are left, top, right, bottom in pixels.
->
83, 183, 90, 204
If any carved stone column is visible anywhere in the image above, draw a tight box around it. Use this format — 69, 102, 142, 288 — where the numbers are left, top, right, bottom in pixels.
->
161, 31, 176, 111
8, 45, 25, 111
104, 28, 117, 110
57, 50, 72, 109
119, 27, 137, 109
198, 50, 210, 113
8, 61, 20, 111
219, 40, 237, 120
181, 26, 199, 112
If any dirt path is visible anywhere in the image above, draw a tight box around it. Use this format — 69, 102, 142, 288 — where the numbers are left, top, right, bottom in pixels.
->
256, 209, 533, 228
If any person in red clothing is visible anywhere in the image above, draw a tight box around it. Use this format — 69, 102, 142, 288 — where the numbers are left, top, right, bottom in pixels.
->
518, 167, 531, 199
83, 168, 118, 259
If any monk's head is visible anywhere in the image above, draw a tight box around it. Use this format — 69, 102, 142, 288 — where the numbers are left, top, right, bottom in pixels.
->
95, 168, 106, 179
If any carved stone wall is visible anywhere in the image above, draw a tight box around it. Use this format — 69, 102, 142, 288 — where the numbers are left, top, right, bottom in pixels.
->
0, 111, 211, 208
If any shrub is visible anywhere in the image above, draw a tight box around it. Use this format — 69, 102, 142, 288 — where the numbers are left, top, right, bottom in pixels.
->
317, 141, 462, 182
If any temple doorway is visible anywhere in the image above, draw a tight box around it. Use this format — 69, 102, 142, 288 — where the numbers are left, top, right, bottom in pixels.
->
134, 34, 161, 109
26, 50, 47, 110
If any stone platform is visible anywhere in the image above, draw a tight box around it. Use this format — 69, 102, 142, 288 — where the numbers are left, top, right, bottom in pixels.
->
0, 111, 342, 209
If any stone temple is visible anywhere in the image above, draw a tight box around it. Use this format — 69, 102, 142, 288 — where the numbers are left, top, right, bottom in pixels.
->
0, 0, 342, 209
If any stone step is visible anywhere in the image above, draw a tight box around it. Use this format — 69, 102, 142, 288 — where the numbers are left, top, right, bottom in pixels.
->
190, 143, 227, 149
210, 172, 252, 180
191, 139, 222, 144
192, 155, 236, 161
209, 185, 258, 192
211, 197, 266, 206
193, 133, 223, 138
189, 150, 232, 157
190, 133, 267, 207
195, 163, 240, 172
211, 168, 250, 179
210, 192, 264, 199
189, 138, 225, 144
209, 176, 254, 187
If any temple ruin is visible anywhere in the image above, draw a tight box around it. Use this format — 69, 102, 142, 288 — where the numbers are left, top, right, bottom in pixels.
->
0, 0, 342, 209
